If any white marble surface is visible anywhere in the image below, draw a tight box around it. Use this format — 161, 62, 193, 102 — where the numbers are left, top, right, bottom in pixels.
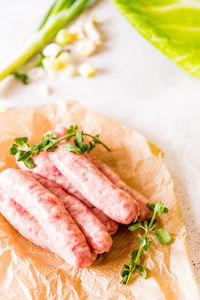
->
0, 0, 200, 285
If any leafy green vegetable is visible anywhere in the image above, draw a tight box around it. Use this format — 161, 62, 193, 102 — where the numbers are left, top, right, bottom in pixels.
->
120, 201, 171, 285
113, 0, 200, 79
8, 124, 110, 169
0, 0, 90, 82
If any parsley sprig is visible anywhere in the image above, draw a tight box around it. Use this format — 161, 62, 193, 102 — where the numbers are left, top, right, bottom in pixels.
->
121, 201, 171, 284
8, 125, 110, 169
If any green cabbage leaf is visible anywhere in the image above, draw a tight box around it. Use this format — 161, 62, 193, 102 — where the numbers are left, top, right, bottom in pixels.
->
113, 0, 200, 79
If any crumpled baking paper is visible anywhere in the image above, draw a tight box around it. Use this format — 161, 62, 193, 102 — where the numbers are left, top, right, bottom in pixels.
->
0, 101, 199, 300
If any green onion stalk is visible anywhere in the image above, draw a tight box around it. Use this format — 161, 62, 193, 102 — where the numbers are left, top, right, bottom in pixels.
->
0, 0, 89, 81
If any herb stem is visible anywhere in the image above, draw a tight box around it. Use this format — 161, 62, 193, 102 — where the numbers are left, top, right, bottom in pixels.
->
44, 132, 111, 152
8, 125, 110, 169
44, 134, 72, 151
126, 212, 157, 284
83, 133, 111, 152
121, 202, 171, 284
127, 247, 143, 284
148, 211, 157, 230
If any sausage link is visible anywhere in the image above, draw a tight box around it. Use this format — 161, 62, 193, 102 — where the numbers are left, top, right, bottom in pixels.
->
29, 172, 113, 254
85, 154, 150, 221
0, 169, 93, 268
55, 125, 149, 221
17, 153, 118, 235
0, 187, 50, 250
48, 147, 139, 224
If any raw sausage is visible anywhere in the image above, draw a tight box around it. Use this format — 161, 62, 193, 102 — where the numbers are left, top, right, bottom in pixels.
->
0, 187, 50, 250
17, 154, 118, 235
0, 169, 93, 268
56, 125, 149, 221
48, 148, 139, 224
85, 154, 150, 221
29, 172, 113, 254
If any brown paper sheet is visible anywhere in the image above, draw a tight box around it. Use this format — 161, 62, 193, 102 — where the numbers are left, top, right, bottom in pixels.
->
0, 101, 199, 300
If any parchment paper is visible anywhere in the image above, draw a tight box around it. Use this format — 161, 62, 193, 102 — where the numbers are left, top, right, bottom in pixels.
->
0, 101, 199, 300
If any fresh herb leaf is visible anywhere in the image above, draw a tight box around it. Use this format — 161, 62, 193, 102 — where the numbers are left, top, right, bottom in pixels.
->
147, 202, 155, 211
66, 125, 78, 135
121, 202, 171, 284
120, 274, 129, 285
8, 124, 110, 169
136, 265, 147, 278
15, 150, 32, 162
131, 249, 139, 262
14, 137, 28, 146
150, 224, 157, 231
121, 264, 130, 277
154, 202, 165, 216
63, 143, 83, 154
8, 144, 18, 155
24, 157, 35, 169
155, 229, 171, 245
75, 131, 88, 152
128, 221, 142, 232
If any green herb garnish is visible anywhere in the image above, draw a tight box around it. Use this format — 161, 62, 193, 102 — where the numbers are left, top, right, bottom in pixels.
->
8, 125, 110, 169
121, 201, 171, 285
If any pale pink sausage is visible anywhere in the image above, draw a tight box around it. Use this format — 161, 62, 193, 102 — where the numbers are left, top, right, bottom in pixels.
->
0, 169, 93, 268
85, 154, 150, 221
48, 148, 139, 224
29, 172, 113, 254
0, 189, 97, 264
55, 125, 149, 221
0, 187, 50, 250
17, 154, 118, 235
77, 197, 118, 235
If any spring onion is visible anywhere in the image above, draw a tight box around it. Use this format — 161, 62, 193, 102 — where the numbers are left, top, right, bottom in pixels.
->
0, 0, 90, 82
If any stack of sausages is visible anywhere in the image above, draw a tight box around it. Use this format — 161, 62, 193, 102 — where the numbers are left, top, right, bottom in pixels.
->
0, 125, 150, 268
